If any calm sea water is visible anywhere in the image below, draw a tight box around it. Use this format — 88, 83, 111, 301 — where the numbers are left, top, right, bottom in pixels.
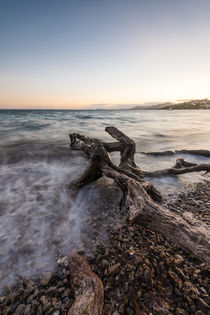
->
0, 109, 210, 288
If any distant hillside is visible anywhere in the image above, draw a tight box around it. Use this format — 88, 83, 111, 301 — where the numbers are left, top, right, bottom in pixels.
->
162, 99, 210, 110
131, 102, 173, 110
131, 99, 210, 110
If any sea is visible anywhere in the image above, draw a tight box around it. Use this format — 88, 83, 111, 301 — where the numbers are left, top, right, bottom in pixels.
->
0, 109, 210, 289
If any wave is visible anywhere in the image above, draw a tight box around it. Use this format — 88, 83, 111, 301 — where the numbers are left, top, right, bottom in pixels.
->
0, 109, 210, 290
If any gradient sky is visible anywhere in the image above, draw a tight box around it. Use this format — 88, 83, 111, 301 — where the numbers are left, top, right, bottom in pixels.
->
0, 0, 210, 109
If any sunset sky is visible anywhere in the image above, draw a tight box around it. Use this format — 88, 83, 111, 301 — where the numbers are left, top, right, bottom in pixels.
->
0, 0, 210, 109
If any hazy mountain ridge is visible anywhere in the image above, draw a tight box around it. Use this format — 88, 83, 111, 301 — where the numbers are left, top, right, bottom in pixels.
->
131, 99, 210, 110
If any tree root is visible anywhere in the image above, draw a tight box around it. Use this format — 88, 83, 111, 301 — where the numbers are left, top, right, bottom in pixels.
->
69, 127, 210, 267
143, 158, 210, 177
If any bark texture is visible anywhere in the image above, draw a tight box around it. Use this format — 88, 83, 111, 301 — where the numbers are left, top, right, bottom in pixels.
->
69, 127, 210, 267
68, 252, 104, 315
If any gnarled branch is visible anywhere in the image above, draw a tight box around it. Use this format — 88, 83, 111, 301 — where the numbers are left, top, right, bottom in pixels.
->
69, 127, 210, 266
143, 158, 210, 177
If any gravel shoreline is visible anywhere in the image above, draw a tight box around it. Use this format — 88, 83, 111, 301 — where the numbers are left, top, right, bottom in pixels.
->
0, 181, 210, 314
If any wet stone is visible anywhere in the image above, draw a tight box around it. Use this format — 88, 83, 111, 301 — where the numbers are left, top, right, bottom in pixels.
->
41, 272, 52, 286
36, 305, 42, 315
54, 301, 62, 310
48, 286, 57, 295
126, 307, 135, 315
23, 304, 31, 314
9, 301, 21, 313
14, 304, 26, 315
43, 302, 52, 313
176, 307, 188, 315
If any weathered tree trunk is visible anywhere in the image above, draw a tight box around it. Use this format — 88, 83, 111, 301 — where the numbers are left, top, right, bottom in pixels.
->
68, 252, 104, 315
69, 127, 210, 267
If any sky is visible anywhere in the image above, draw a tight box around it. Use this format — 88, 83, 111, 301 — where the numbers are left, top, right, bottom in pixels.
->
0, 0, 210, 109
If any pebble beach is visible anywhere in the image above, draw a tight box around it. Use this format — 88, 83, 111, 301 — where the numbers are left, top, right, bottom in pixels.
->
0, 181, 209, 315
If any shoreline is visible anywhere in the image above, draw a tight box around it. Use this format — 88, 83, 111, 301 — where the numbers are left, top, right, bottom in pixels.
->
0, 181, 209, 314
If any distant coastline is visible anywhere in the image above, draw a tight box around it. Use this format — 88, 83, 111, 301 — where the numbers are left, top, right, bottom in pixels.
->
130, 98, 210, 110
1, 98, 210, 111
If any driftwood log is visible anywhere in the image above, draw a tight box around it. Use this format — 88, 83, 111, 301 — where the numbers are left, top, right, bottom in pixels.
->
68, 252, 104, 315
69, 127, 210, 268
67, 127, 210, 314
